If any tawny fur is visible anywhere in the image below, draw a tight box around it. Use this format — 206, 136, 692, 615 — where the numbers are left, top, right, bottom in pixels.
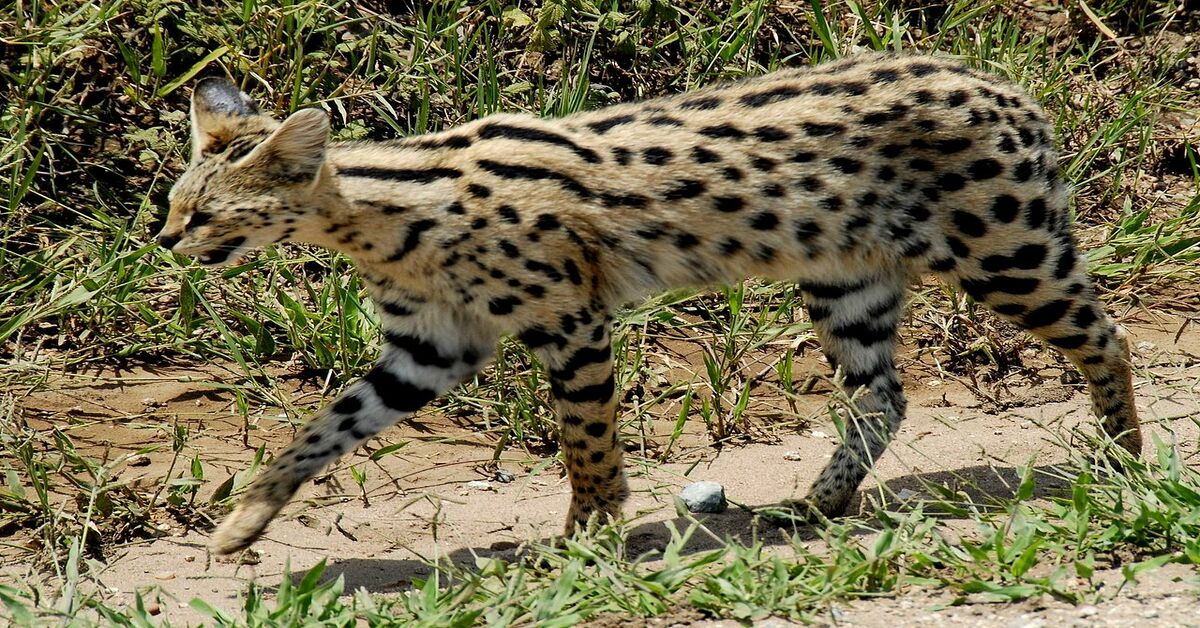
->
157, 53, 1141, 555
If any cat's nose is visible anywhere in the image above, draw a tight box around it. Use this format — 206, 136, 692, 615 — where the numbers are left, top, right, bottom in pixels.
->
156, 232, 182, 250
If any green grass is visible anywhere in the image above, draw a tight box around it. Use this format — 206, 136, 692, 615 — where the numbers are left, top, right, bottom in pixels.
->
5, 437, 1198, 625
2, 0, 1199, 625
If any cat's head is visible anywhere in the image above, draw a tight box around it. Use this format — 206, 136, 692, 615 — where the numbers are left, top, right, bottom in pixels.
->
156, 78, 329, 266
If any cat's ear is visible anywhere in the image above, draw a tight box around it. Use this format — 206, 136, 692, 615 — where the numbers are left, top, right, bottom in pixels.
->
243, 108, 330, 183
190, 77, 262, 158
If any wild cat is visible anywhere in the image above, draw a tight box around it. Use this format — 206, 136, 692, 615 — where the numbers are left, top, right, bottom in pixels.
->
154, 53, 1140, 555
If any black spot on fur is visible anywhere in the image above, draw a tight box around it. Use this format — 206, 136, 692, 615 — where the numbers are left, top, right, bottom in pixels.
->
981, 243, 1047, 272
586, 114, 636, 134
1054, 245, 1076, 279
680, 96, 722, 110
664, 179, 707, 200
497, 239, 519, 258
691, 146, 721, 163
871, 68, 902, 83
713, 196, 745, 213
908, 62, 940, 77
1026, 198, 1047, 229
820, 196, 844, 211
960, 275, 1041, 299
386, 331, 456, 368
563, 259, 583, 285
1013, 159, 1034, 182
991, 195, 1020, 222
937, 173, 967, 191
1048, 334, 1089, 349
830, 157, 863, 174
333, 396, 361, 415
380, 301, 413, 317
699, 124, 746, 139
951, 211, 987, 237
946, 90, 970, 107
550, 374, 616, 404
642, 146, 673, 165
386, 219, 438, 262
933, 138, 972, 154
946, 236, 971, 258
647, 115, 683, 127
549, 345, 611, 382
754, 126, 791, 142
720, 237, 743, 255
488, 295, 523, 315
518, 326, 568, 349
1073, 305, 1098, 329
1022, 299, 1071, 328
364, 368, 437, 412
751, 156, 777, 172
968, 158, 1003, 180
525, 259, 563, 282
800, 175, 823, 191
740, 85, 804, 107
675, 233, 700, 249
749, 211, 780, 230
803, 122, 845, 137
929, 257, 956, 272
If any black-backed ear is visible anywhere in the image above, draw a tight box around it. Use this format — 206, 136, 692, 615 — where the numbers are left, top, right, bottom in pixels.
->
190, 77, 262, 158
242, 108, 330, 183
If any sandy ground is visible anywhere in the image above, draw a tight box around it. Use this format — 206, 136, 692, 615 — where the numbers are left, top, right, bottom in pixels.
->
2, 311, 1198, 626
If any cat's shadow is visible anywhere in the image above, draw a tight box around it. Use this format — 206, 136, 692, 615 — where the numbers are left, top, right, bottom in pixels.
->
307, 462, 1071, 594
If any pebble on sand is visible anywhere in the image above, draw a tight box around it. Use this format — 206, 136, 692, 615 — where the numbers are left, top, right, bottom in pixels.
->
679, 481, 728, 513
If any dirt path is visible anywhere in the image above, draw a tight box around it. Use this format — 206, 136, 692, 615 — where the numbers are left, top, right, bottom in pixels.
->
3, 312, 1198, 626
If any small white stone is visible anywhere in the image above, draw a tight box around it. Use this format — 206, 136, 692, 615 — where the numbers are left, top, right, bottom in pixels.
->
679, 481, 727, 513
1141, 608, 1159, 618
1077, 605, 1098, 617
465, 480, 492, 491
127, 454, 151, 467
810, 430, 827, 439
783, 451, 803, 461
